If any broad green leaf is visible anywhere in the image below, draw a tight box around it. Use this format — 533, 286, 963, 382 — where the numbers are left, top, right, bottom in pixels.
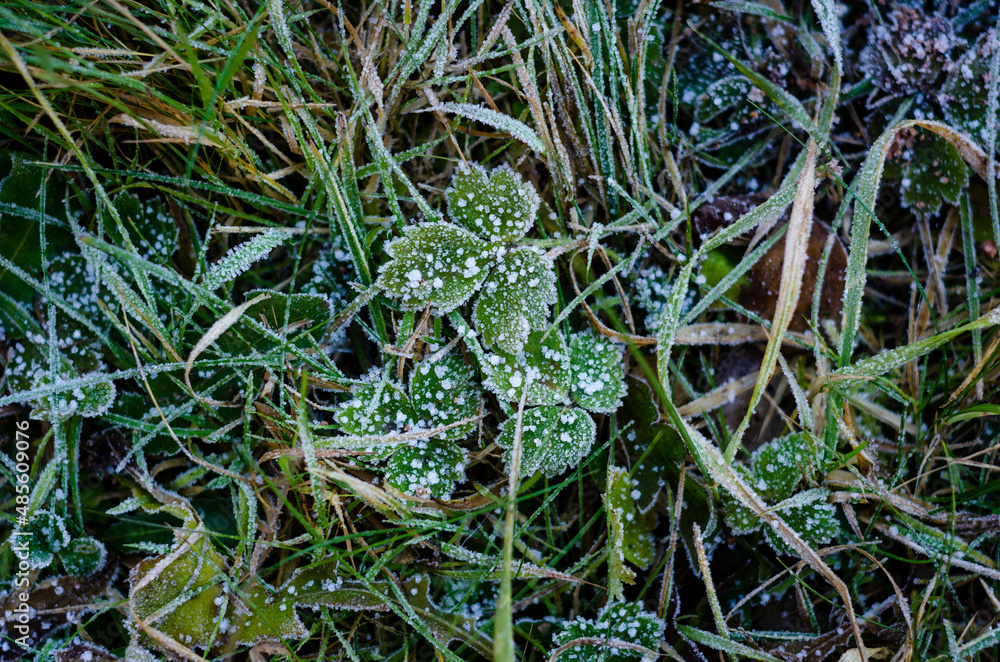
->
899, 131, 969, 215
377, 222, 492, 313
552, 601, 664, 662
496, 405, 596, 479
21, 510, 70, 569
61, 537, 107, 577
129, 533, 226, 653
606, 466, 656, 582
219, 289, 332, 353
482, 331, 571, 405
445, 162, 541, 242
335, 377, 417, 444
721, 464, 761, 535
942, 32, 998, 141
569, 331, 626, 414
6, 330, 116, 420
474, 247, 557, 354
764, 490, 840, 557
0, 151, 75, 303
750, 433, 815, 502
384, 438, 467, 499
619, 376, 684, 513
410, 351, 481, 441
107, 192, 179, 264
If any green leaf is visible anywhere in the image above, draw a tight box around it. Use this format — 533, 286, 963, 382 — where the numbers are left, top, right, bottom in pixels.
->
619, 376, 684, 513
6, 330, 116, 420
410, 351, 482, 441
474, 247, 556, 355
20, 510, 70, 569
220, 289, 332, 352
552, 601, 664, 662
899, 130, 969, 215
721, 464, 762, 535
482, 330, 571, 405
764, 490, 840, 557
335, 376, 417, 445
445, 162, 541, 242
605, 466, 656, 593
0, 151, 75, 303
496, 405, 596, 479
129, 533, 226, 653
384, 438, 467, 499
224, 565, 389, 648
61, 536, 107, 577
377, 221, 491, 313
569, 331, 626, 414
750, 433, 815, 502
942, 32, 998, 141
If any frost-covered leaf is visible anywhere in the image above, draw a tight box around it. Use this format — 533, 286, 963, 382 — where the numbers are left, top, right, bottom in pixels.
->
721, 464, 761, 535
1, 564, 118, 660
202, 229, 287, 291
569, 331, 626, 413
336, 377, 417, 457
552, 601, 665, 662
61, 536, 108, 577
750, 433, 816, 502
377, 222, 492, 313
473, 247, 556, 354
128, 533, 226, 653
384, 438, 467, 499
445, 162, 541, 242
304, 231, 356, 310
109, 192, 179, 264
899, 130, 970, 215
0, 150, 76, 303
222, 565, 388, 649
410, 351, 481, 441
861, 5, 956, 95
605, 466, 656, 571
604, 467, 655, 601
20, 509, 70, 569
619, 376, 684, 513
764, 490, 840, 557
942, 31, 998, 141
496, 405, 596, 479
482, 331, 571, 405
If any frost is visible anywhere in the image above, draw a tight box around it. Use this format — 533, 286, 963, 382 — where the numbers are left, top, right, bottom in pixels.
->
569, 331, 627, 413
379, 163, 557, 354
482, 331, 572, 406
384, 438, 466, 499
552, 601, 664, 662
445, 163, 541, 242
495, 405, 596, 479
474, 247, 556, 354
377, 222, 491, 313
203, 230, 287, 291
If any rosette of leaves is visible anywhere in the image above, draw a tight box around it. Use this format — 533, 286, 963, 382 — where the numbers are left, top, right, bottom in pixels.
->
377, 162, 556, 355
334, 350, 481, 499
722, 433, 839, 556
552, 601, 664, 662
861, 4, 957, 96
942, 30, 999, 141
492, 331, 627, 479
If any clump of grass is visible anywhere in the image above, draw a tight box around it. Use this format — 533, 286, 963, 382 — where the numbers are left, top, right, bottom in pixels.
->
1, 1, 1000, 661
